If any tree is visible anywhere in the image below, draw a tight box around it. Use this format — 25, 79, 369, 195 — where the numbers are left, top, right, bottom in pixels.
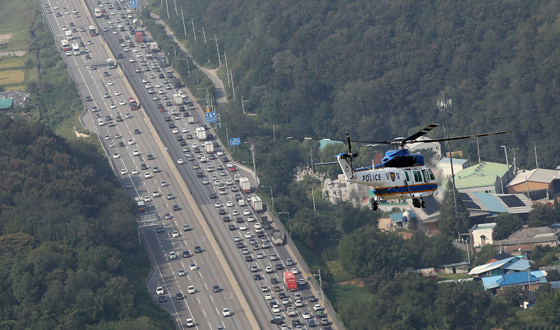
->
473, 244, 499, 267
437, 181, 470, 238
528, 203, 560, 227
499, 286, 526, 307
492, 214, 524, 240
534, 290, 560, 324
547, 269, 560, 281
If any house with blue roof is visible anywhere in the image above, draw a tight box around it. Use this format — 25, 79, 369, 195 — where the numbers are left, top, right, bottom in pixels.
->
468, 256, 530, 277
481, 270, 547, 293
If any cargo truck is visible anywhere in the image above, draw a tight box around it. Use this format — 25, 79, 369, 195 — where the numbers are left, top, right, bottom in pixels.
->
195, 127, 206, 141
273, 231, 284, 246
137, 201, 145, 212
61, 40, 70, 51
284, 271, 297, 291
205, 141, 214, 154
173, 94, 183, 106
94, 8, 102, 18
65, 30, 72, 40
89, 26, 97, 37
72, 43, 80, 55
251, 195, 263, 212
150, 42, 159, 52
135, 31, 144, 44
187, 116, 195, 124
239, 177, 251, 193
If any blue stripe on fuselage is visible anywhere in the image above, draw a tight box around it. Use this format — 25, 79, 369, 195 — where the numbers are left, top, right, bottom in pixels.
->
372, 183, 438, 196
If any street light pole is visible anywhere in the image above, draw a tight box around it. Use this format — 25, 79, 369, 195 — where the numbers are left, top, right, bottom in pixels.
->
211, 34, 222, 68
261, 186, 274, 209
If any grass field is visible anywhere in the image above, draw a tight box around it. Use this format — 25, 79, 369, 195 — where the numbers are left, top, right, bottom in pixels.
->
0, 57, 24, 70
0, 0, 37, 52
0, 70, 24, 86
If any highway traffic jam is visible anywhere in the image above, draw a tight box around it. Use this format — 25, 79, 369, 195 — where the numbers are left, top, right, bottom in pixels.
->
44, 0, 332, 328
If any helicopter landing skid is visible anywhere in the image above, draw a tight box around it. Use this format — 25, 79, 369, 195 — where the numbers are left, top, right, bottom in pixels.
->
370, 198, 379, 211
413, 198, 426, 208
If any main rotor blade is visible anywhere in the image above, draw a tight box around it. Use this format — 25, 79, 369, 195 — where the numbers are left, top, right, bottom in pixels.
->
313, 161, 340, 166
403, 123, 439, 142
287, 136, 390, 145
425, 130, 512, 143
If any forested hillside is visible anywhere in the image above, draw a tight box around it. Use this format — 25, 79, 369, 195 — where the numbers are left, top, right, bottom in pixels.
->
157, 0, 560, 168
0, 117, 172, 329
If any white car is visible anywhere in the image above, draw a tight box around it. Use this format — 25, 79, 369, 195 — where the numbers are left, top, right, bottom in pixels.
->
214, 202, 222, 208
254, 223, 262, 229
233, 236, 241, 242
265, 266, 273, 273
144, 172, 152, 179
272, 304, 280, 313
227, 162, 234, 168
239, 225, 247, 231
119, 100, 126, 105
144, 196, 151, 202
226, 201, 234, 207
112, 153, 120, 159
270, 254, 278, 261
178, 269, 186, 276
222, 308, 231, 317
128, 139, 135, 145
153, 191, 160, 197
265, 293, 272, 300
172, 128, 179, 134
247, 216, 255, 222
242, 248, 249, 254
295, 300, 303, 307
110, 104, 117, 109
131, 168, 138, 175
291, 267, 299, 274
156, 286, 164, 295
226, 179, 234, 185
313, 304, 322, 311
169, 251, 177, 259
114, 90, 121, 96
189, 263, 197, 271
244, 232, 253, 238
232, 209, 239, 216
302, 312, 311, 319
182, 127, 189, 133
107, 80, 114, 86
120, 169, 127, 175
243, 209, 251, 216
256, 252, 265, 259
109, 142, 116, 148
133, 150, 140, 156
177, 158, 184, 164
216, 150, 224, 156
105, 135, 111, 140
172, 231, 179, 238
185, 319, 194, 327
129, 58, 135, 62
114, 133, 122, 139
187, 284, 195, 292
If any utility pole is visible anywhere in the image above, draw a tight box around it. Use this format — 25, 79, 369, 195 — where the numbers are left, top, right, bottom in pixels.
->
534, 142, 539, 169
165, 0, 169, 19
306, 270, 325, 303
438, 98, 460, 239
231, 71, 236, 100
173, 0, 177, 16
190, 18, 197, 41
201, 26, 206, 44
224, 51, 231, 87
181, 7, 187, 37
211, 34, 222, 68
476, 137, 481, 164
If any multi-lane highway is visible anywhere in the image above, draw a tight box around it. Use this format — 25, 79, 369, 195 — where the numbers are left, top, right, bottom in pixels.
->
41, 1, 333, 329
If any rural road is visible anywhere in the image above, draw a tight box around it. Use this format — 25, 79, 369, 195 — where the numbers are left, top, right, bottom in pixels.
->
150, 13, 228, 105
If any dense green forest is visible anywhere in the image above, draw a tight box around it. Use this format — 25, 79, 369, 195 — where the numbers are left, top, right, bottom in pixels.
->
0, 118, 173, 330
144, 0, 560, 328
151, 0, 560, 169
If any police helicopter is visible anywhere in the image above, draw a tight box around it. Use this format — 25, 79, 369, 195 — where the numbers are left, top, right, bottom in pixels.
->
287, 124, 510, 211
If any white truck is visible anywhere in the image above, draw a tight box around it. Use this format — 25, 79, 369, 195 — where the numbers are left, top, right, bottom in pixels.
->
187, 116, 195, 124
173, 94, 183, 106
72, 43, 80, 55
195, 127, 206, 141
205, 141, 214, 154
251, 195, 263, 212
65, 30, 72, 40
150, 42, 159, 52
239, 177, 251, 193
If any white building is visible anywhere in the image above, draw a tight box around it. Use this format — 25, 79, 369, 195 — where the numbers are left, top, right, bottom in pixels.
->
407, 137, 442, 158
471, 223, 497, 248
437, 157, 469, 179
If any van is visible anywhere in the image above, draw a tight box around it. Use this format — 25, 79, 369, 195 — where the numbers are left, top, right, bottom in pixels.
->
239, 199, 246, 206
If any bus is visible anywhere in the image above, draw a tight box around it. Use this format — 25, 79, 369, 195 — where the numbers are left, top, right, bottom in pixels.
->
65, 30, 72, 40
61, 40, 70, 51
94, 8, 101, 18
89, 26, 96, 37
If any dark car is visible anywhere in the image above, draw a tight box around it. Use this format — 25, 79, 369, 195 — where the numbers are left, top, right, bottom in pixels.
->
173, 205, 180, 211
157, 225, 165, 233
292, 319, 301, 326
116, 116, 123, 122
147, 154, 154, 160
264, 223, 272, 230
223, 216, 230, 222
117, 53, 123, 59
159, 73, 165, 78
194, 246, 202, 253
219, 209, 226, 215
159, 295, 167, 303
254, 274, 262, 280
141, 163, 148, 170
223, 157, 229, 162
134, 129, 141, 134
271, 278, 279, 285
86, 96, 92, 102
308, 295, 318, 302
212, 285, 221, 293
257, 232, 265, 238
103, 71, 110, 77
197, 171, 204, 178
237, 242, 245, 249
236, 217, 244, 223
275, 264, 283, 270
165, 116, 171, 121
270, 318, 283, 325
245, 255, 252, 261
176, 292, 184, 300
228, 224, 236, 231
118, 141, 125, 147
209, 193, 217, 199
278, 292, 286, 299
182, 250, 191, 258
169, 123, 176, 128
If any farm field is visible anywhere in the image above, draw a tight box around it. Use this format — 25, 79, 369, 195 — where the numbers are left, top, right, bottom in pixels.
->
0, 0, 37, 52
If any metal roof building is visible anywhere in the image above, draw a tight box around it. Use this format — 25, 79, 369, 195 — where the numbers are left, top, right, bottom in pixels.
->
453, 162, 511, 194
506, 168, 560, 200
0, 98, 12, 110
468, 256, 530, 276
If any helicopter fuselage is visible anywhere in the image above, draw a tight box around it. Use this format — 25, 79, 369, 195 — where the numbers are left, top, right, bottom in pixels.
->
336, 153, 438, 201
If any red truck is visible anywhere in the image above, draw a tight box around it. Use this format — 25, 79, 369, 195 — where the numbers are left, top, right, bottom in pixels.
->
284, 271, 297, 291
135, 31, 144, 44
129, 98, 138, 110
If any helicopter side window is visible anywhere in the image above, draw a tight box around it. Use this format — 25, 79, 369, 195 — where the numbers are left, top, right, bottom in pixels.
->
413, 171, 420, 182
421, 170, 428, 183
405, 171, 410, 182
428, 169, 436, 180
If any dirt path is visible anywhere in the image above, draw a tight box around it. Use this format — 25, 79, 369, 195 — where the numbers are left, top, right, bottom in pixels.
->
149, 13, 228, 105
0, 51, 28, 57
